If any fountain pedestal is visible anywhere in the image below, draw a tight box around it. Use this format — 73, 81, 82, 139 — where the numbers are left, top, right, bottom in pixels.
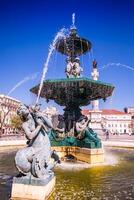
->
11, 175, 55, 200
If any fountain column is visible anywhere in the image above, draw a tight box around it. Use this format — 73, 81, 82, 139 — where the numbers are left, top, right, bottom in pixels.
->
64, 103, 82, 133
91, 60, 99, 111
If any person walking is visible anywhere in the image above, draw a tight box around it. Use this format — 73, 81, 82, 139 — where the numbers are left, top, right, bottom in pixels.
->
105, 130, 109, 140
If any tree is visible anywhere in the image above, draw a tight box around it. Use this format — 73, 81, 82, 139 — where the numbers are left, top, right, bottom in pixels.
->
11, 115, 22, 132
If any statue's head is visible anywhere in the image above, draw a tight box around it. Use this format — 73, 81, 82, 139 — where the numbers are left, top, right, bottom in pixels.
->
74, 57, 80, 63
17, 104, 30, 121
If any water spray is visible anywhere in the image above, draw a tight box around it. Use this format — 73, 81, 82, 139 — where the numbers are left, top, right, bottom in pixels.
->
101, 62, 134, 71
7, 72, 38, 96
36, 28, 67, 104
72, 13, 75, 26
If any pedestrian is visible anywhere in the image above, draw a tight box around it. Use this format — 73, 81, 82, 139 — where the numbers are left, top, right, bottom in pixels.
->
105, 130, 109, 140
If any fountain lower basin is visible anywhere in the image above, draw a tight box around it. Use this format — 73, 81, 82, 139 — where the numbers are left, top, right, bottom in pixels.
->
0, 147, 134, 200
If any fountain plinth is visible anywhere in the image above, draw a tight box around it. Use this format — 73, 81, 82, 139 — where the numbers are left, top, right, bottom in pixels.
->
30, 16, 114, 164
11, 175, 55, 200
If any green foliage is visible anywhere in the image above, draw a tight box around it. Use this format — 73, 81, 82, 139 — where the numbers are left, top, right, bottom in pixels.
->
11, 115, 22, 130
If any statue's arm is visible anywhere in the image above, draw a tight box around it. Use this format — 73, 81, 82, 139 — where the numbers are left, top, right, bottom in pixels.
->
55, 127, 64, 133
22, 123, 42, 140
76, 122, 87, 132
43, 116, 53, 128
76, 122, 82, 132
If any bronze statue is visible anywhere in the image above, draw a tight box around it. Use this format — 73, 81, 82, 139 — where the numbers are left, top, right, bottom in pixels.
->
65, 57, 83, 78
15, 104, 59, 179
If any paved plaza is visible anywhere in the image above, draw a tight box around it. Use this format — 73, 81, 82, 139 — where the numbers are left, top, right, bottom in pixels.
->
98, 132, 134, 148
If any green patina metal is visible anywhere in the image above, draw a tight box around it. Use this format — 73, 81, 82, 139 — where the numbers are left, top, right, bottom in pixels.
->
30, 77, 114, 106
31, 77, 114, 149
40, 77, 113, 86
49, 127, 101, 149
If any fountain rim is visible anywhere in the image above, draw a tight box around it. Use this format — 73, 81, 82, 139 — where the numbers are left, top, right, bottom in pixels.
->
55, 37, 92, 56
37, 77, 114, 88
30, 77, 115, 104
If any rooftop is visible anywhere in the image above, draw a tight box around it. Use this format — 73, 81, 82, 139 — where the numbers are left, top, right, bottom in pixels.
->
0, 94, 21, 103
101, 109, 126, 115
82, 109, 129, 115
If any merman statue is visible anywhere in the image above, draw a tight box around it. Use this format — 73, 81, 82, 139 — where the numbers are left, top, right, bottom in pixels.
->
15, 104, 60, 179
65, 57, 73, 78
72, 57, 83, 78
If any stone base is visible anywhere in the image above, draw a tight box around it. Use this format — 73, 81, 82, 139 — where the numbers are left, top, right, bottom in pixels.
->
52, 146, 104, 164
11, 175, 55, 200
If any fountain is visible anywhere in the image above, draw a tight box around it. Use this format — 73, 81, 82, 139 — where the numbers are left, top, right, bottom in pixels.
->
10, 14, 114, 200
30, 15, 114, 164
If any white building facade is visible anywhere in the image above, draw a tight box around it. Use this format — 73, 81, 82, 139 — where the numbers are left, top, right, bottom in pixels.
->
0, 94, 20, 135
125, 107, 134, 118
82, 109, 132, 135
101, 109, 132, 135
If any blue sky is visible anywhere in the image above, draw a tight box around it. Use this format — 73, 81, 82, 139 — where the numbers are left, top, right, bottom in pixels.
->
0, 0, 134, 111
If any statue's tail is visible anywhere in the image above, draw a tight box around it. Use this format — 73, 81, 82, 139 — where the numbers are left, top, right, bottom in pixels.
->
15, 149, 31, 175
